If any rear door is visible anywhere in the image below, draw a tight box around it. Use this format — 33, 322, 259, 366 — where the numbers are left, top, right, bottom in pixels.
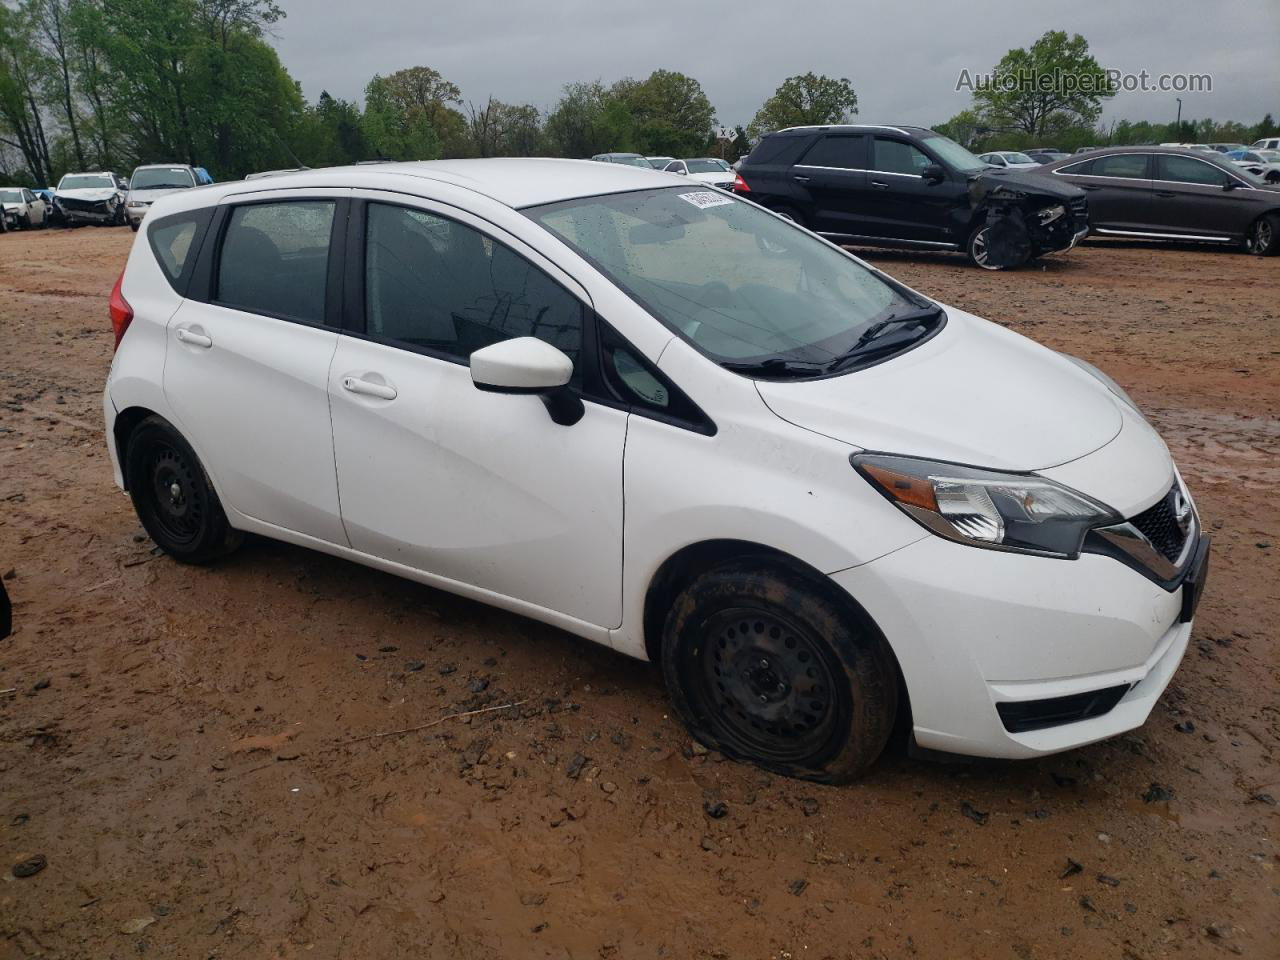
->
162, 190, 348, 544
1055, 153, 1154, 231
861, 136, 961, 245
790, 133, 867, 235
1152, 154, 1253, 237
328, 193, 627, 628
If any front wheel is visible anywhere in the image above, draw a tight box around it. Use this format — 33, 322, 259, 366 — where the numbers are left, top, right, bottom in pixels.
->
129, 220, 140, 232
125, 416, 243, 564
967, 225, 1009, 270
661, 562, 899, 783
1244, 214, 1279, 256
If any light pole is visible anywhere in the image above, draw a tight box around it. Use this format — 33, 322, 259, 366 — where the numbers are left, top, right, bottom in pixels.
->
1175, 97, 1183, 137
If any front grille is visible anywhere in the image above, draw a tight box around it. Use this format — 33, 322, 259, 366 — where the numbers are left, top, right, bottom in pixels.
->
997, 684, 1130, 733
1130, 484, 1188, 564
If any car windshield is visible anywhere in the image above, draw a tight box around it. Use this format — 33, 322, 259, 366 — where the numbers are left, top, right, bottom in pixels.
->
613, 155, 651, 168
59, 174, 114, 190
131, 167, 195, 190
1004, 152, 1036, 164
921, 135, 987, 174
648, 158, 674, 168
0, 189, 22, 203
527, 187, 935, 372
687, 160, 728, 173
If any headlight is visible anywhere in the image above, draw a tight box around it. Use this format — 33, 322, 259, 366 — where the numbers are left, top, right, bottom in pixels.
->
852, 454, 1118, 558
1037, 204, 1065, 225
1059, 353, 1142, 414
127, 201, 145, 208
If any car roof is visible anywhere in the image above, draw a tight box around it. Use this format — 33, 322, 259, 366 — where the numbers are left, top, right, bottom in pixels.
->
133, 163, 195, 170
769, 123, 934, 138
172, 158, 678, 210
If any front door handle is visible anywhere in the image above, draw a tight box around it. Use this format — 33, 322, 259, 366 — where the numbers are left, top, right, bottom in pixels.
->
342, 376, 397, 401
870, 181, 890, 189
793, 174, 811, 183
1155, 191, 1177, 198
176, 328, 212, 348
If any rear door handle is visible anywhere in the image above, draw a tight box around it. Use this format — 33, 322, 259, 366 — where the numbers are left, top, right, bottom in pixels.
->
342, 376, 397, 401
1155, 191, 1177, 198
793, 174, 811, 183
175, 328, 212, 348
870, 181, 890, 189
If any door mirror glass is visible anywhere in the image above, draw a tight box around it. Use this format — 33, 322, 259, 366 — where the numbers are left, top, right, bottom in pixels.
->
922, 163, 946, 183
471, 336, 573, 393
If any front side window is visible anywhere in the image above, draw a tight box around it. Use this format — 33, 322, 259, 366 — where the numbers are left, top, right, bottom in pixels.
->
1157, 155, 1231, 186
216, 200, 335, 324
872, 138, 932, 175
1091, 154, 1150, 179
364, 203, 583, 380
527, 187, 936, 373
1056, 158, 1094, 175
919, 135, 986, 173
800, 136, 864, 170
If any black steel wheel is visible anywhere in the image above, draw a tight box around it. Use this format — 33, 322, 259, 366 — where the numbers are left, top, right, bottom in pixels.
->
662, 561, 899, 783
125, 416, 242, 564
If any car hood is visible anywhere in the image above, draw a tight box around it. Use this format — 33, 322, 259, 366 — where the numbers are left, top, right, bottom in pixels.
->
688, 171, 734, 185
128, 187, 189, 202
971, 167, 1085, 202
755, 307, 1123, 472
56, 187, 118, 202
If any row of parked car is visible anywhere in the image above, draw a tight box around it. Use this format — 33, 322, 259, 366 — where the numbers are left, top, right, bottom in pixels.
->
592, 152, 738, 190
0, 164, 213, 234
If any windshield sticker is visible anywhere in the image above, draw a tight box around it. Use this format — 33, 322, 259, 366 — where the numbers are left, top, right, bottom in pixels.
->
678, 191, 733, 210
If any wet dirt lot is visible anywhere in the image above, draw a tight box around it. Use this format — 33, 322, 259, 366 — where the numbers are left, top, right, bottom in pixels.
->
0, 227, 1276, 960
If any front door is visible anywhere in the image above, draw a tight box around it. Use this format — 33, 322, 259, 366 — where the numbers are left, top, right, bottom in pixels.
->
162, 192, 348, 544
328, 195, 627, 628
860, 136, 961, 245
1152, 154, 1254, 238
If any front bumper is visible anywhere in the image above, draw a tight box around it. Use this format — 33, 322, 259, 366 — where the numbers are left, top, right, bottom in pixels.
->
126, 203, 151, 224
831, 531, 1202, 759
56, 198, 118, 223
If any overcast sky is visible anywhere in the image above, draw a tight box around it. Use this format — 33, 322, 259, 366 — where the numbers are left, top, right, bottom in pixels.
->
271, 0, 1278, 131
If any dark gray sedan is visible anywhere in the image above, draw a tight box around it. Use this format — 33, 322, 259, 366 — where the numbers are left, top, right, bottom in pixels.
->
1039, 146, 1280, 256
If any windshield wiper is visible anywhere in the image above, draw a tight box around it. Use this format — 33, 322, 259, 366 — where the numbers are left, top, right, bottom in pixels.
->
826, 307, 944, 373
720, 358, 829, 379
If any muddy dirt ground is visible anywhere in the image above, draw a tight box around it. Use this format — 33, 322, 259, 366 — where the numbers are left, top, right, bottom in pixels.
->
0, 227, 1276, 960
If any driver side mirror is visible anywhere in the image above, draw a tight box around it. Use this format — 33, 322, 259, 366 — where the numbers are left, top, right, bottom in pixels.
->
1222, 179, 1239, 191
470, 337, 583, 426
922, 164, 946, 184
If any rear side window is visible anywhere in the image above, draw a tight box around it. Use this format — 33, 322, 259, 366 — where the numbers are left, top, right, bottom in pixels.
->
1156, 155, 1231, 186
800, 135, 865, 169
216, 200, 335, 324
871, 138, 932, 175
147, 208, 212, 295
1091, 154, 1150, 179
364, 202, 583, 382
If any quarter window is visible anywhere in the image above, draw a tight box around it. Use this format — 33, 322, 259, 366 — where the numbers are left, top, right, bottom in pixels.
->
216, 201, 335, 324
800, 136, 864, 170
364, 203, 583, 381
1090, 155, 1150, 179
871, 138, 932, 175
148, 209, 212, 294
1156, 155, 1231, 186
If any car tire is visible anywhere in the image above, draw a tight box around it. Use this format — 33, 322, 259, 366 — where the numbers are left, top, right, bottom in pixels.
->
661, 561, 899, 783
20, 213, 31, 230
1244, 214, 1279, 256
966, 225, 1009, 270
130, 220, 140, 232
125, 416, 243, 564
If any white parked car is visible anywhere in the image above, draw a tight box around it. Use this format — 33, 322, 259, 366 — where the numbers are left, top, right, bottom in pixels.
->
663, 157, 736, 189
55, 171, 126, 226
1230, 149, 1280, 184
647, 156, 676, 170
103, 159, 1208, 782
1251, 137, 1280, 151
126, 164, 203, 231
978, 151, 1040, 170
0, 186, 48, 228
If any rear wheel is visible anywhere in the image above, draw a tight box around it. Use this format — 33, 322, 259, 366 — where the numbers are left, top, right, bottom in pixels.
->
661, 562, 898, 783
1244, 214, 1279, 256
125, 416, 242, 564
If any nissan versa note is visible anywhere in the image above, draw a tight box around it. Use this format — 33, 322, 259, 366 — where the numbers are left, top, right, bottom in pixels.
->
103, 159, 1209, 782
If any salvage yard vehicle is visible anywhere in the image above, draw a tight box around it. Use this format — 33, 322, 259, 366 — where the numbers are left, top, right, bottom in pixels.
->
1042, 146, 1280, 255
0, 186, 49, 228
733, 124, 1089, 269
647, 156, 676, 170
662, 157, 736, 189
54, 171, 126, 226
1227, 149, 1280, 184
978, 150, 1040, 169
590, 152, 652, 168
104, 159, 1209, 782
125, 164, 204, 231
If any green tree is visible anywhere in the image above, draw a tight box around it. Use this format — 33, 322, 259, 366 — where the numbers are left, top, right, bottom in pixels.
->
379, 65, 465, 155
464, 96, 544, 157
747, 73, 858, 139
362, 73, 440, 160
932, 108, 989, 149
615, 69, 715, 156
546, 79, 634, 156
970, 30, 1114, 137
0, 3, 54, 183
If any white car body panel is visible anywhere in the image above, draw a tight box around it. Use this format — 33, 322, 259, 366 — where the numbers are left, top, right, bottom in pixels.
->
104, 159, 1201, 763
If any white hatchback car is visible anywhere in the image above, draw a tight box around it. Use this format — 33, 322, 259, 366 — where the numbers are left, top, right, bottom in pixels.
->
103, 159, 1208, 782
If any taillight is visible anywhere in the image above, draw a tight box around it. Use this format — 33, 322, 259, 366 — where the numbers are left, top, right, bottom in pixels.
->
109, 270, 133, 352
732, 173, 750, 193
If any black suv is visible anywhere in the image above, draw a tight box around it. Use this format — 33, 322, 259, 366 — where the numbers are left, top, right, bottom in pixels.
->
735, 124, 1089, 269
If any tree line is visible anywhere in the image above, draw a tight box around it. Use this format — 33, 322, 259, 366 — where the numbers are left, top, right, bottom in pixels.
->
2, 8, 1275, 187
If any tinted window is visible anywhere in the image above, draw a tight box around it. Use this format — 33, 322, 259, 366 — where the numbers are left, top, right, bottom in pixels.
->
365, 203, 583, 380
872, 138, 932, 175
800, 136, 864, 169
1157, 155, 1231, 186
148, 209, 211, 294
216, 201, 335, 324
1057, 158, 1094, 175
1091, 155, 1150, 179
